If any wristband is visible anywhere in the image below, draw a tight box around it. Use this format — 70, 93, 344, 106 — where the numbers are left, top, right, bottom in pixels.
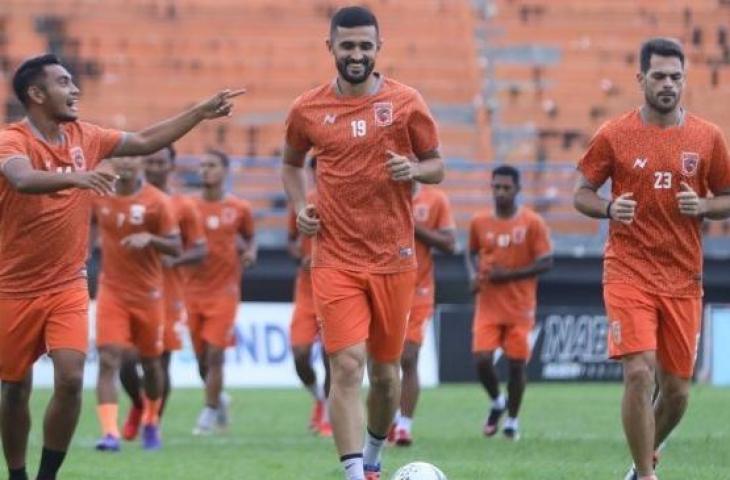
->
606, 200, 613, 219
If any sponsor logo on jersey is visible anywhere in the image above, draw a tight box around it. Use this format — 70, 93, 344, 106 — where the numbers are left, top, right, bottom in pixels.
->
633, 157, 648, 169
323, 113, 337, 125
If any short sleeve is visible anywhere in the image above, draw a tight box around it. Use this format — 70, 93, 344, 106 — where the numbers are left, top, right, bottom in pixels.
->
238, 202, 255, 239
158, 197, 180, 237
0, 129, 29, 169
80, 122, 125, 169
468, 217, 480, 252
529, 214, 553, 259
577, 126, 614, 188
285, 99, 313, 155
707, 128, 730, 195
180, 200, 206, 247
407, 92, 440, 157
434, 192, 456, 230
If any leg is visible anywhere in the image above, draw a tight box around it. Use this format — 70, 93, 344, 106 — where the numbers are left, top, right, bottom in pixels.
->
138, 356, 164, 450
653, 370, 690, 449
322, 347, 331, 398
96, 345, 123, 445
139, 356, 163, 402
204, 345, 225, 409
506, 358, 527, 418
159, 351, 172, 417
1, 372, 33, 472
622, 351, 657, 477
118, 349, 143, 409
474, 350, 500, 400
328, 344, 367, 456
293, 344, 317, 391
398, 340, 420, 421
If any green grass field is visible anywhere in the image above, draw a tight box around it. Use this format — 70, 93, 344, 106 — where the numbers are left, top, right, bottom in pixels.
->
14, 384, 730, 479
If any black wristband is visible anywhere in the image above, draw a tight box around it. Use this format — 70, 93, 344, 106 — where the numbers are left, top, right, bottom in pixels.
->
606, 200, 613, 219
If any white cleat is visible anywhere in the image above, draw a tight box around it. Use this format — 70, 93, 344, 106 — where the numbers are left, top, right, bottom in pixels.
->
192, 407, 218, 436
216, 392, 232, 432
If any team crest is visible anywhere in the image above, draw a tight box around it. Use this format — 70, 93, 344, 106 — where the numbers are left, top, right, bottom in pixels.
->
680, 151, 699, 176
373, 102, 394, 127
414, 204, 429, 222
512, 226, 527, 244
69, 146, 86, 171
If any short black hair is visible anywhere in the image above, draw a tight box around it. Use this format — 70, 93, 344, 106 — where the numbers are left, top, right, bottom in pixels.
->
640, 38, 684, 73
492, 165, 520, 185
12, 54, 63, 106
206, 148, 229, 168
330, 6, 379, 38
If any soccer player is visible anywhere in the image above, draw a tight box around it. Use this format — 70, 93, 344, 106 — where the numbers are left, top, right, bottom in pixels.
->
391, 184, 455, 446
186, 149, 256, 435
0, 54, 242, 480
93, 155, 181, 451
286, 157, 332, 437
118, 146, 208, 441
465, 165, 553, 441
573, 38, 730, 480
281, 7, 444, 480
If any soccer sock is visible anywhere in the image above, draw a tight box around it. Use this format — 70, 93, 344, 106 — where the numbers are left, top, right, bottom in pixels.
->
36, 447, 66, 480
397, 415, 413, 433
142, 397, 162, 426
96, 404, 120, 437
363, 428, 387, 466
493, 393, 506, 410
340, 453, 365, 480
504, 416, 519, 430
8, 466, 28, 480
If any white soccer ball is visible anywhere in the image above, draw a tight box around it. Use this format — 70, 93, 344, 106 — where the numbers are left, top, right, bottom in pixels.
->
391, 462, 447, 480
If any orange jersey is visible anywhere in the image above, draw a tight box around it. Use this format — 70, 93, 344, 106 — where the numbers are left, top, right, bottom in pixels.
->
164, 193, 206, 305
0, 120, 122, 298
469, 207, 552, 324
93, 183, 178, 302
288, 190, 318, 260
186, 195, 254, 297
285, 76, 440, 273
412, 186, 455, 307
578, 110, 730, 297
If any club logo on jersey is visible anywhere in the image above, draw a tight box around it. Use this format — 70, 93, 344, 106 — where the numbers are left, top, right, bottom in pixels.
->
512, 226, 527, 244
680, 151, 699, 176
399, 246, 413, 258
206, 215, 220, 230
323, 113, 337, 125
221, 207, 238, 225
633, 157, 648, 169
129, 204, 146, 225
69, 147, 86, 171
373, 102, 394, 127
414, 204, 429, 222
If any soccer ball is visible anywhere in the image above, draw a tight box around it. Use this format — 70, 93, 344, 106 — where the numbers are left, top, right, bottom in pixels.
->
391, 462, 447, 480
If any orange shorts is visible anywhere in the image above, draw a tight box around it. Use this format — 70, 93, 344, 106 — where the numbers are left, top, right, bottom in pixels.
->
163, 298, 187, 352
604, 283, 701, 378
405, 303, 433, 345
311, 268, 416, 363
186, 293, 238, 355
95, 286, 165, 358
290, 271, 320, 347
0, 287, 88, 382
472, 321, 533, 361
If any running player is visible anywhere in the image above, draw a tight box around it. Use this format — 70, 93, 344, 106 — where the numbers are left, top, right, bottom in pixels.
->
574, 38, 730, 480
287, 157, 332, 437
186, 149, 256, 435
391, 184, 455, 446
281, 7, 444, 480
465, 165, 553, 441
93, 156, 181, 451
0, 54, 242, 480
118, 146, 208, 441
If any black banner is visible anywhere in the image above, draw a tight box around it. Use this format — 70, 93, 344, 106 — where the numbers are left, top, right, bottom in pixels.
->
437, 305, 623, 383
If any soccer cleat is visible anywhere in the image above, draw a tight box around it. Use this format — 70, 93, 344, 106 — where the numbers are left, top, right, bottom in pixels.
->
318, 419, 333, 437
364, 463, 381, 480
216, 392, 232, 432
393, 427, 413, 447
122, 405, 143, 441
386, 423, 397, 444
503, 426, 521, 441
483, 406, 505, 437
309, 399, 325, 432
192, 407, 217, 436
95, 434, 121, 452
141, 424, 162, 450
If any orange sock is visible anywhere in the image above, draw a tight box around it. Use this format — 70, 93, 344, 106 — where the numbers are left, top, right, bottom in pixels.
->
96, 404, 120, 437
142, 397, 163, 426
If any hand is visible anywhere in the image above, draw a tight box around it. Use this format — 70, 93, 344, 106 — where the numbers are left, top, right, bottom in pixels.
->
71, 171, 118, 195
240, 249, 257, 268
196, 89, 246, 119
488, 265, 513, 283
677, 181, 706, 217
120, 232, 153, 249
386, 150, 419, 182
161, 255, 177, 269
609, 192, 637, 224
297, 204, 320, 236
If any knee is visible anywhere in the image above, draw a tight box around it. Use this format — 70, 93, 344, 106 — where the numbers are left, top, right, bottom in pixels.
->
206, 348, 224, 368
369, 365, 399, 393
662, 380, 690, 408
332, 352, 365, 388
400, 350, 418, 373
474, 352, 494, 370
55, 370, 84, 397
99, 350, 120, 373
623, 363, 654, 392
1, 382, 32, 405
508, 360, 526, 377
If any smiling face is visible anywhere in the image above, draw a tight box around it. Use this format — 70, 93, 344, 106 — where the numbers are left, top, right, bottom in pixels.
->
639, 54, 685, 115
327, 25, 380, 85
29, 64, 81, 122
